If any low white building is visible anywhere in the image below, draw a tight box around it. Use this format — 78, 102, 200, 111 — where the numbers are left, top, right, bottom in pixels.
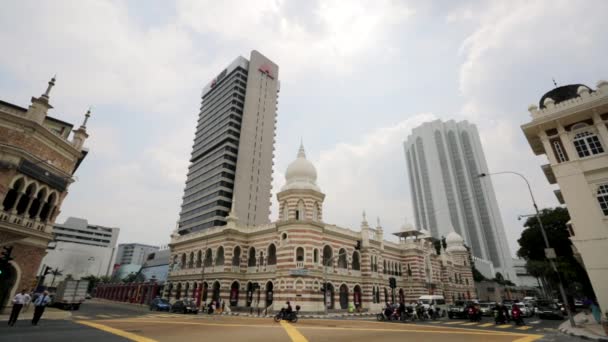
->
39, 217, 119, 284
522, 80, 608, 318
512, 258, 540, 288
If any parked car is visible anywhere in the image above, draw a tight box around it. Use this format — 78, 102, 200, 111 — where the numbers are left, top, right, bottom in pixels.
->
171, 299, 199, 314
535, 300, 565, 320
448, 300, 473, 319
479, 302, 496, 316
150, 298, 171, 312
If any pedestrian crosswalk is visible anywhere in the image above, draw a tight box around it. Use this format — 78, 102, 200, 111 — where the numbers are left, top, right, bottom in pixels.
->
414, 319, 544, 332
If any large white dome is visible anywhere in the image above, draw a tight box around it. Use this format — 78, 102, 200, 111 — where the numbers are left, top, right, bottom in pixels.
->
281, 143, 320, 192
445, 231, 464, 244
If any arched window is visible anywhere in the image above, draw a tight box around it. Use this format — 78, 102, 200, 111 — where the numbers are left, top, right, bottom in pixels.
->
2, 178, 25, 211
29, 188, 46, 219
204, 249, 213, 267
383, 260, 387, 274
337, 248, 347, 269
282, 201, 288, 221
259, 251, 265, 266
232, 246, 241, 266
267, 244, 277, 265
216, 246, 224, 266
312, 202, 319, 221
16, 183, 36, 215
313, 249, 319, 264
573, 126, 604, 158
180, 253, 186, 268
597, 184, 608, 216
39, 192, 56, 222
322, 245, 333, 266
248, 247, 256, 267
296, 247, 305, 266
352, 251, 360, 270
296, 199, 305, 220
196, 250, 202, 268
188, 252, 194, 268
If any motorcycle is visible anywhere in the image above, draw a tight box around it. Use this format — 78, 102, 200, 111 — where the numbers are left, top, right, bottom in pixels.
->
511, 309, 525, 326
493, 308, 507, 325
274, 305, 300, 323
468, 307, 481, 322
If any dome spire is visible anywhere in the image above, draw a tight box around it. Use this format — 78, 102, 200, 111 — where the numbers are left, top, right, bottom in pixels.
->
81, 107, 91, 129
42, 75, 56, 99
298, 139, 306, 158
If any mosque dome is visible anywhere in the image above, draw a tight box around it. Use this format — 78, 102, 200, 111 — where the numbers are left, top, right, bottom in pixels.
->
539, 84, 591, 109
445, 231, 467, 252
281, 143, 321, 192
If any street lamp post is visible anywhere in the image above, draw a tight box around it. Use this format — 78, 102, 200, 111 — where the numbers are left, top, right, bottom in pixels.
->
479, 171, 576, 327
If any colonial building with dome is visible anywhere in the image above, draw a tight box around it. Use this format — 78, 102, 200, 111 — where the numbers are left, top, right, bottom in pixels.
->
165, 144, 476, 312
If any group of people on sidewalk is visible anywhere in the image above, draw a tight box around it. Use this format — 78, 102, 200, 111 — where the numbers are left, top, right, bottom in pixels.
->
7, 289, 51, 327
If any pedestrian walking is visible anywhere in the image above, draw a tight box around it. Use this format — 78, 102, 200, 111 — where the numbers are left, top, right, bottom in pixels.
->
22, 290, 32, 313
31, 291, 51, 326
8, 289, 29, 326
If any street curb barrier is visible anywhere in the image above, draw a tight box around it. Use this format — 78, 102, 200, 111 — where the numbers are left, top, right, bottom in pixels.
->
558, 324, 608, 341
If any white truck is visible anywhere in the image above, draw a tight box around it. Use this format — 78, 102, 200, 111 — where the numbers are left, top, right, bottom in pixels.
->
52, 280, 89, 310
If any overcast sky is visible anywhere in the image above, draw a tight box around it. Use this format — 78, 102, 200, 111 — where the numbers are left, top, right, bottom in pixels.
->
1, 1, 607, 256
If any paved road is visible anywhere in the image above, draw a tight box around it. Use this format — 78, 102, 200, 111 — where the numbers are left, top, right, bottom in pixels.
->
0, 301, 584, 342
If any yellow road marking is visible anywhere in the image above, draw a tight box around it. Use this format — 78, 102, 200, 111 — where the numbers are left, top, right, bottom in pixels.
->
497, 324, 513, 329
516, 326, 532, 331
73, 315, 91, 320
429, 321, 442, 324
513, 334, 543, 342
479, 323, 494, 327
280, 321, 309, 342
76, 320, 158, 342
96, 314, 112, 318
101, 319, 543, 339
445, 321, 466, 325
461, 322, 479, 326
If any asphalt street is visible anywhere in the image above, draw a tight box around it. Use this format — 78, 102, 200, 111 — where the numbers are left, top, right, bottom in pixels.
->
0, 300, 585, 342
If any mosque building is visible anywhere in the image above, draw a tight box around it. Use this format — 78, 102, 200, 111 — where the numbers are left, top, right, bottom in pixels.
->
165, 144, 476, 312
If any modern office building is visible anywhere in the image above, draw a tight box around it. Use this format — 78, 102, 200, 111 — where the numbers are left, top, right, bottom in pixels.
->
39, 217, 119, 283
116, 243, 159, 266
404, 120, 515, 281
177, 50, 279, 235
0, 78, 90, 309
522, 80, 608, 317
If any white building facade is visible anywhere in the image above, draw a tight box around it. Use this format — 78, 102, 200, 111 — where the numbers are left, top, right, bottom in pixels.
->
116, 243, 159, 266
522, 80, 608, 317
166, 145, 477, 313
39, 217, 119, 283
404, 120, 515, 282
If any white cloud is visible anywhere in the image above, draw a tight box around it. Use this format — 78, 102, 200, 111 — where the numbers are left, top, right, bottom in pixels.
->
298, 114, 436, 239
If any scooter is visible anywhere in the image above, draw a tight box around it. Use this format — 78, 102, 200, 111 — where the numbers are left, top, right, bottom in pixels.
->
493, 309, 507, 325
511, 309, 525, 326
468, 307, 481, 322
274, 305, 300, 323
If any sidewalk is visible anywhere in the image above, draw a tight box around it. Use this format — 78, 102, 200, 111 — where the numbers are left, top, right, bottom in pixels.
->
0, 307, 71, 321
559, 312, 608, 341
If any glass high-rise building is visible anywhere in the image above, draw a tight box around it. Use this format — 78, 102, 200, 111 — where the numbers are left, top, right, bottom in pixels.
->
404, 119, 515, 281
177, 51, 279, 235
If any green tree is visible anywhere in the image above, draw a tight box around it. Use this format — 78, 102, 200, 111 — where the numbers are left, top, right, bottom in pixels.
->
516, 207, 595, 299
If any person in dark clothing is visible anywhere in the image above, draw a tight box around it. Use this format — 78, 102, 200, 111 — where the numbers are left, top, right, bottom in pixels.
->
31, 291, 50, 325
8, 289, 29, 326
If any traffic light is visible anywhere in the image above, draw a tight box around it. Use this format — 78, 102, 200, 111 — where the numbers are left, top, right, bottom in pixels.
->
389, 277, 396, 289
1, 246, 14, 264
355, 240, 361, 250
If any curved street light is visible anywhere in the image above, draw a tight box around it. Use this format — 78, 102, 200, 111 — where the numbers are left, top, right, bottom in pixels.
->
478, 171, 575, 327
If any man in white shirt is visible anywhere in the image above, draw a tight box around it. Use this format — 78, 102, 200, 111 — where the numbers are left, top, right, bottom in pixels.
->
31, 291, 51, 326
8, 289, 28, 326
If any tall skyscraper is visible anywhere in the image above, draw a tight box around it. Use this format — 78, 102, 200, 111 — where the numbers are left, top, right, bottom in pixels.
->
177, 51, 279, 235
404, 119, 515, 281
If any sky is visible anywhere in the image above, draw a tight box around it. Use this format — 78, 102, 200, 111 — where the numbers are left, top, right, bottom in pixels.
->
1, 0, 607, 257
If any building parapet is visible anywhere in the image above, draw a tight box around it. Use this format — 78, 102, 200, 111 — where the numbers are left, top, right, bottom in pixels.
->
528, 80, 608, 119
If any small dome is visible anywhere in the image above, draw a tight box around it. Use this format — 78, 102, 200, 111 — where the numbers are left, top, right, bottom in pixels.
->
527, 104, 538, 112
539, 84, 591, 109
281, 143, 320, 192
446, 231, 464, 244
400, 222, 415, 232
577, 86, 590, 95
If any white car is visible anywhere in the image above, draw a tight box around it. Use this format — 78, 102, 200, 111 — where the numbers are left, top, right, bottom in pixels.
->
515, 302, 533, 317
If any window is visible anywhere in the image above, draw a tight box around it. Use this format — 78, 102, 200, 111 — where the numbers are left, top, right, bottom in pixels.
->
296, 200, 305, 220
553, 140, 567, 162
338, 248, 347, 269
573, 131, 604, 158
352, 251, 360, 270
597, 184, 608, 216
267, 244, 277, 265
313, 249, 319, 264
248, 247, 257, 267
296, 247, 305, 262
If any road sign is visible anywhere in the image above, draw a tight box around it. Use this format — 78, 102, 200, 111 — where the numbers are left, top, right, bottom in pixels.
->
289, 269, 308, 276
544, 248, 557, 259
